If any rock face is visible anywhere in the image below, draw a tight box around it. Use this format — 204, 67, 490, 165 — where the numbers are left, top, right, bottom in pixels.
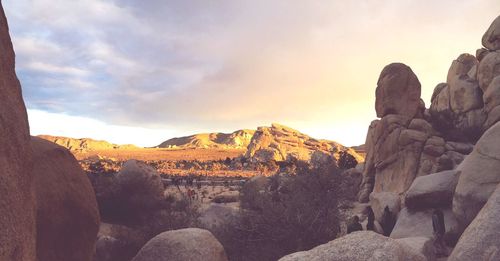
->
482, 15, 500, 51
158, 129, 255, 149
245, 123, 363, 164
395, 237, 436, 261
278, 231, 427, 261
0, 3, 36, 260
449, 184, 500, 261
478, 51, 500, 93
405, 170, 460, 210
38, 135, 137, 153
429, 54, 485, 142
375, 63, 422, 118
390, 208, 459, 243
453, 121, 500, 230
32, 137, 100, 261
132, 228, 228, 261
369, 192, 401, 224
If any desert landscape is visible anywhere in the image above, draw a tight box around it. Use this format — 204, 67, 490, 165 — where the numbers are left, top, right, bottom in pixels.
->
2, 1, 500, 261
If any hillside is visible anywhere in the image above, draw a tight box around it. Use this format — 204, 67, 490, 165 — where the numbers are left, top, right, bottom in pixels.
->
38, 135, 137, 153
157, 129, 255, 149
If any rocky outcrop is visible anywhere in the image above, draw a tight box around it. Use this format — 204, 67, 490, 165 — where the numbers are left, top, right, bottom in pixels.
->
449, 184, 500, 261
245, 123, 363, 164
453, 121, 500, 230
32, 137, 100, 261
390, 208, 459, 245
395, 237, 436, 261
482, 15, 500, 51
278, 231, 428, 261
429, 54, 485, 142
375, 63, 423, 118
369, 192, 401, 224
158, 129, 255, 149
39, 135, 137, 153
132, 228, 228, 261
0, 3, 36, 260
405, 170, 460, 210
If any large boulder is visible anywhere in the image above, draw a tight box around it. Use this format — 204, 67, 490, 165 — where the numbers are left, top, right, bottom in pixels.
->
390, 208, 460, 246
32, 137, 100, 261
482, 15, 500, 51
0, 3, 36, 260
369, 192, 401, 224
395, 237, 436, 261
483, 75, 500, 129
405, 170, 460, 210
132, 228, 228, 261
449, 184, 500, 260
375, 63, 422, 118
477, 51, 500, 92
278, 231, 428, 261
453, 121, 500, 230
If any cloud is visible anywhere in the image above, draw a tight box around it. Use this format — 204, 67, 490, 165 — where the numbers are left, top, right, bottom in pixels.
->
3, 0, 500, 146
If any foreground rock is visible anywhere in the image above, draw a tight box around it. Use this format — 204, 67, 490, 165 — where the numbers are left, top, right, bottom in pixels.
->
278, 231, 428, 261
453, 121, 500, 230
449, 184, 500, 260
0, 3, 36, 260
32, 137, 100, 261
405, 170, 460, 210
390, 208, 459, 246
132, 228, 228, 261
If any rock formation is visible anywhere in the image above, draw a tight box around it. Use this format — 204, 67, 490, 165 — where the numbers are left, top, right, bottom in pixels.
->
157, 129, 255, 149
482, 15, 500, 51
245, 123, 363, 165
39, 135, 137, 153
132, 228, 228, 261
31, 137, 100, 261
278, 231, 430, 261
0, 3, 36, 260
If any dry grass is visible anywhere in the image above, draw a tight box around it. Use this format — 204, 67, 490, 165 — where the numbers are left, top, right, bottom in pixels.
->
75, 147, 246, 161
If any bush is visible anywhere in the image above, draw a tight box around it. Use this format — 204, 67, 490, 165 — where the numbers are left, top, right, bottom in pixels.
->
338, 150, 358, 169
219, 162, 341, 261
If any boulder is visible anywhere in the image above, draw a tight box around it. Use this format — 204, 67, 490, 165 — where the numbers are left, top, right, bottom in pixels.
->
483, 75, 500, 129
32, 137, 100, 261
395, 237, 436, 261
278, 231, 427, 261
449, 184, 500, 260
482, 15, 500, 51
132, 228, 228, 261
453, 121, 500, 230
0, 3, 36, 260
369, 192, 401, 224
375, 63, 422, 118
390, 208, 460, 246
94, 235, 121, 261
405, 170, 460, 210
477, 51, 500, 92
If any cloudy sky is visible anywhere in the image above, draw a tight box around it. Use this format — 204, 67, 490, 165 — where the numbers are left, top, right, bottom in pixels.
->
3, 0, 500, 146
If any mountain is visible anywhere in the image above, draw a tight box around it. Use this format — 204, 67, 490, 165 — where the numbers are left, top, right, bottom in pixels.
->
157, 129, 255, 149
245, 123, 364, 164
38, 135, 137, 153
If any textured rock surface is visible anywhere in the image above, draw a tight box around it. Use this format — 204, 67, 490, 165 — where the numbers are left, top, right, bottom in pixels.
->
453, 121, 500, 230
483, 75, 500, 129
396, 237, 436, 261
405, 170, 460, 210
132, 228, 228, 261
375, 63, 422, 118
369, 192, 401, 224
39, 135, 137, 152
478, 51, 500, 92
158, 129, 255, 149
0, 3, 36, 260
449, 184, 500, 261
390, 208, 460, 246
482, 15, 500, 51
278, 231, 427, 261
32, 137, 100, 261
245, 123, 363, 164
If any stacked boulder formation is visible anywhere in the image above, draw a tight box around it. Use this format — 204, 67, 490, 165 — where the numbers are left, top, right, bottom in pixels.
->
282, 14, 500, 260
0, 3, 100, 260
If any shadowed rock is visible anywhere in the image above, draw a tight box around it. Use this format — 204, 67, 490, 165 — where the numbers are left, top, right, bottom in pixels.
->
0, 3, 36, 260
405, 170, 460, 210
482, 15, 500, 51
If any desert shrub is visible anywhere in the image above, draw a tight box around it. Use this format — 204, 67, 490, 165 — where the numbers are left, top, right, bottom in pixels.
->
219, 162, 341, 261
338, 150, 358, 169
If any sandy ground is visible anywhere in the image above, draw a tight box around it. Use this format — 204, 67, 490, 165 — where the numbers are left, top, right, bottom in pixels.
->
76, 147, 246, 161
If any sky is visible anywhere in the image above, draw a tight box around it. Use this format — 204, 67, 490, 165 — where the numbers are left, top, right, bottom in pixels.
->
3, 0, 500, 147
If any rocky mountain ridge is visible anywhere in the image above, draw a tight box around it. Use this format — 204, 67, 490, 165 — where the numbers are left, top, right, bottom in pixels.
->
157, 129, 255, 149
38, 135, 137, 153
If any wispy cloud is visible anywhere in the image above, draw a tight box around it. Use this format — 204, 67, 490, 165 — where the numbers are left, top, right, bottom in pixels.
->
3, 0, 500, 145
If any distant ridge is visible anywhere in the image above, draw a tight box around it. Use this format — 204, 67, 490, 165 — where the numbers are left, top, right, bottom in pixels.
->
38, 135, 137, 153
157, 129, 255, 149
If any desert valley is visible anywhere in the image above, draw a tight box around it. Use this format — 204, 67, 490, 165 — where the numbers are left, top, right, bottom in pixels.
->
2, 1, 500, 261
